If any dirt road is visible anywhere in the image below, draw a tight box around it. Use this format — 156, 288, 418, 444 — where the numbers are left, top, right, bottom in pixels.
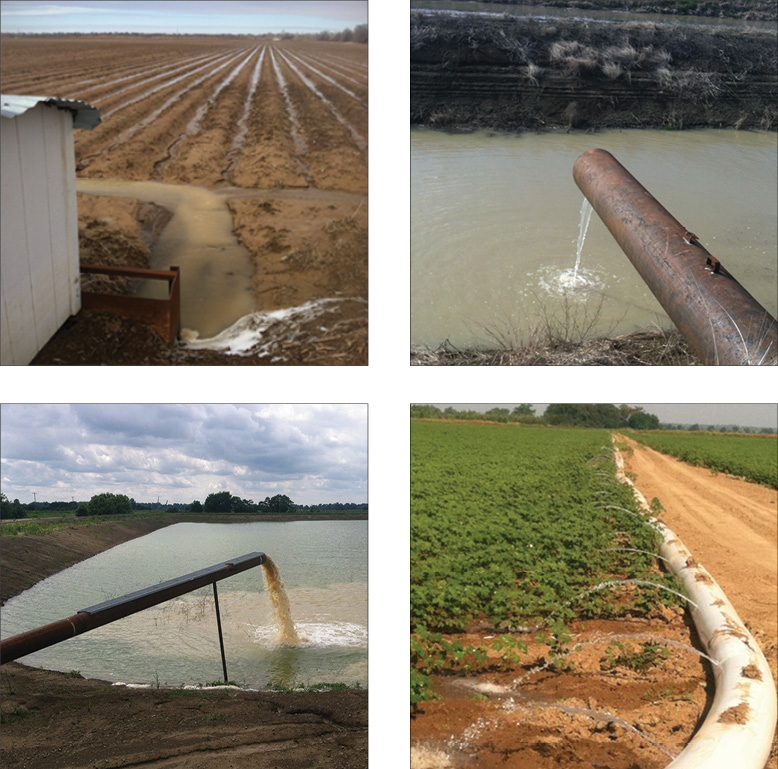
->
618, 435, 777, 649
618, 432, 778, 769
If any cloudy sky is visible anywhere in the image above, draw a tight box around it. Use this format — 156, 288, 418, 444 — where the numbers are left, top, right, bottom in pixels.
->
0, 404, 366, 505
431, 404, 778, 429
0, 1, 366, 35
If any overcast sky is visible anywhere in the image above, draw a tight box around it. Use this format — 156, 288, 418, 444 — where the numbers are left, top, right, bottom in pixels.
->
0, 1, 366, 35
0, 404, 367, 505
430, 404, 778, 429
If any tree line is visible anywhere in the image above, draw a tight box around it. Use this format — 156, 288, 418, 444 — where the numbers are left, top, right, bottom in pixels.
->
410, 403, 660, 429
0, 491, 367, 520
411, 404, 776, 433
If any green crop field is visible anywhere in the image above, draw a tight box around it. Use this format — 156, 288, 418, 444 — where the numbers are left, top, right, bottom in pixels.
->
628, 431, 778, 489
410, 420, 681, 706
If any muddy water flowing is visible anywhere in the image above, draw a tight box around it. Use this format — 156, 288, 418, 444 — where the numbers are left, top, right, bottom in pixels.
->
77, 178, 256, 338
261, 556, 301, 644
411, 128, 777, 347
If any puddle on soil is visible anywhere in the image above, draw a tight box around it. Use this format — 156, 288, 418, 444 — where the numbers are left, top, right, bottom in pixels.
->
77, 178, 257, 338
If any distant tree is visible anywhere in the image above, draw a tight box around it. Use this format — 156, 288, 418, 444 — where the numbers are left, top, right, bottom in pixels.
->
203, 491, 233, 512
627, 411, 660, 430
0, 493, 26, 519
87, 493, 132, 516
410, 405, 442, 419
76, 504, 89, 517
188, 500, 203, 512
258, 494, 295, 513
512, 404, 535, 416
353, 23, 368, 43
231, 496, 255, 513
544, 404, 622, 428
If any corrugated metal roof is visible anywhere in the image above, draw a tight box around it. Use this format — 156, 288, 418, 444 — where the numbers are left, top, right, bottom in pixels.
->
0, 94, 100, 130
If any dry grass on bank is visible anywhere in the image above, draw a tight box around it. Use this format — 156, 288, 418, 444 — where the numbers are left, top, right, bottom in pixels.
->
411, 328, 699, 365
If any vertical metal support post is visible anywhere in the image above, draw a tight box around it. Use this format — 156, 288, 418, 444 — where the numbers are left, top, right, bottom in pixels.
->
212, 582, 228, 683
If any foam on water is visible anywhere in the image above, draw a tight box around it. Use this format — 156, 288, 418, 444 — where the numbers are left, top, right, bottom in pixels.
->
533, 265, 608, 298
252, 620, 367, 648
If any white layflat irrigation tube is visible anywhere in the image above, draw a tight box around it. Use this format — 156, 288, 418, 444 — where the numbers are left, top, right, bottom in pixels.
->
612, 442, 777, 769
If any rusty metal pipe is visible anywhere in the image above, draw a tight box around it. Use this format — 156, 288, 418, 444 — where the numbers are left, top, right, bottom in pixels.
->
0, 552, 266, 664
573, 149, 777, 365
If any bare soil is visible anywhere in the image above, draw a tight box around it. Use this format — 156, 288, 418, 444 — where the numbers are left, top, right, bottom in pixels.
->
411, 436, 778, 768
1, 36, 367, 364
411, 613, 710, 768
0, 516, 367, 768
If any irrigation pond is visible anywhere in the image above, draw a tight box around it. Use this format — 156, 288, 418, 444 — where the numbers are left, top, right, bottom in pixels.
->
411, 128, 778, 348
1, 521, 367, 689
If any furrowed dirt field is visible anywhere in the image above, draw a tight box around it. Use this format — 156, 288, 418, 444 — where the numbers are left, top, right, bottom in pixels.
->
1, 35, 367, 364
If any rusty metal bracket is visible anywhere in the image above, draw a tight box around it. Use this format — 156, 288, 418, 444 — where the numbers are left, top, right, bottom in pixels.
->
573, 149, 777, 365
80, 264, 181, 343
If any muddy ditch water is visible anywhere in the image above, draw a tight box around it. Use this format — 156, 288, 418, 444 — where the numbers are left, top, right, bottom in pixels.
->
77, 179, 366, 341
411, 127, 777, 348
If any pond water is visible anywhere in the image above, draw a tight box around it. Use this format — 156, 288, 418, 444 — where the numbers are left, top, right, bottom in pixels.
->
1, 521, 367, 689
411, 128, 778, 348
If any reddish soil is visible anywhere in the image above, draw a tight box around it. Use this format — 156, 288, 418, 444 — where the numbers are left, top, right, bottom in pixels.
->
412, 609, 710, 768
0, 515, 367, 768
1, 36, 367, 364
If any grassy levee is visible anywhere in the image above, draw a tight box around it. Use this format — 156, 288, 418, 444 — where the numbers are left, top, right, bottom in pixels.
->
411, 12, 777, 131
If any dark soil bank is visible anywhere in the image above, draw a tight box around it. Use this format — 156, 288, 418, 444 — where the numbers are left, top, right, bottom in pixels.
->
411, 12, 778, 130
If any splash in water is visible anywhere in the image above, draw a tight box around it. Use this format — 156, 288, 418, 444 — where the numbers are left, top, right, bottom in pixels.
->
261, 556, 301, 644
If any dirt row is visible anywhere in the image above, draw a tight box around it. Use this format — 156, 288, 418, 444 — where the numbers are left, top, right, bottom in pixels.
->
4, 40, 367, 192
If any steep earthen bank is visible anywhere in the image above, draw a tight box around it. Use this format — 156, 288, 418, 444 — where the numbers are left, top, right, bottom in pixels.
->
411, 12, 778, 130
0, 513, 366, 604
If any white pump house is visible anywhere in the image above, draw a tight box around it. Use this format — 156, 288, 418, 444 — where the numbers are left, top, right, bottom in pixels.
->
1, 95, 100, 365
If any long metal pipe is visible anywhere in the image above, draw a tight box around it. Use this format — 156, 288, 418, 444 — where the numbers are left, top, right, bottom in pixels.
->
573, 149, 777, 365
0, 552, 266, 664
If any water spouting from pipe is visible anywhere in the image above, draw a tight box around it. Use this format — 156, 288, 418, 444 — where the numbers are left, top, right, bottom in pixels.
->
261, 556, 301, 644
572, 198, 593, 283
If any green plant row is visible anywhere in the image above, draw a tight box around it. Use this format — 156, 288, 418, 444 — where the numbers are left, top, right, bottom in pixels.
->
411, 422, 677, 632
628, 431, 778, 489
410, 421, 684, 707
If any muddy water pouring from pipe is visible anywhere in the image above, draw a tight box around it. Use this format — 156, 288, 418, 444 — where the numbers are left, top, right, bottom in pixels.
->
261, 556, 301, 644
